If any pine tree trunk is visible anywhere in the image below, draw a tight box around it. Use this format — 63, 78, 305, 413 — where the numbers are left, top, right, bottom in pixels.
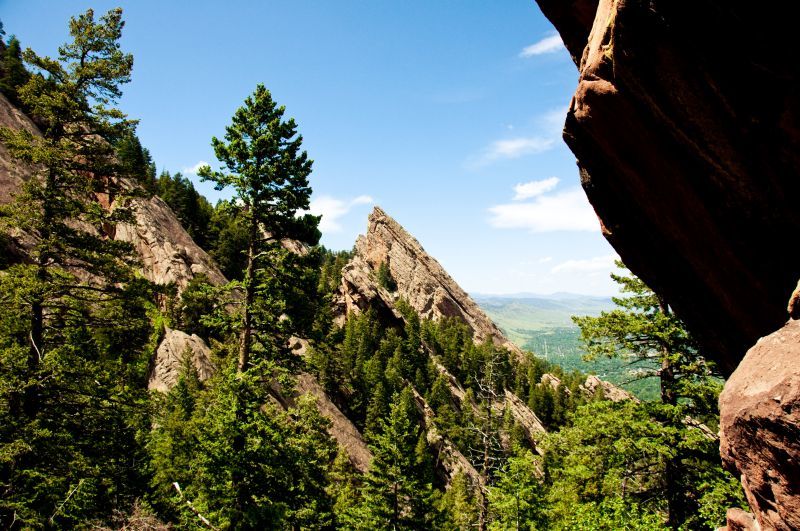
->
238, 215, 257, 372
658, 297, 681, 528
23, 169, 55, 417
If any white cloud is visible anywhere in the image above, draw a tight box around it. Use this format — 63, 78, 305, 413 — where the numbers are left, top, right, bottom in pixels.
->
488, 188, 599, 233
308, 195, 374, 233
513, 177, 560, 200
538, 256, 553, 264
182, 160, 209, 174
519, 34, 564, 57
551, 254, 618, 274
481, 136, 555, 163
470, 107, 568, 168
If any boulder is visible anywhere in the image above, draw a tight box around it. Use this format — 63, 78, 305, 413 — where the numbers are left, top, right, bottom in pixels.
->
148, 328, 215, 393
719, 319, 800, 530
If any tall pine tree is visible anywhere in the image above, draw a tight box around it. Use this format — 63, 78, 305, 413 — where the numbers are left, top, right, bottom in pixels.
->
198, 84, 321, 373
0, 9, 154, 527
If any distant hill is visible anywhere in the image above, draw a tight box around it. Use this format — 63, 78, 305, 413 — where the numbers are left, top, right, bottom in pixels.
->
474, 293, 659, 400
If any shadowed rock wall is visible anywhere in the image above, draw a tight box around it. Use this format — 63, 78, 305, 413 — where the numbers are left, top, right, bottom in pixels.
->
536, 0, 800, 376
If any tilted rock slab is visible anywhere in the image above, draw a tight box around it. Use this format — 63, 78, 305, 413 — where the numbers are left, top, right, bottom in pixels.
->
294, 373, 373, 474
0, 93, 38, 205
720, 319, 800, 531
337, 206, 521, 357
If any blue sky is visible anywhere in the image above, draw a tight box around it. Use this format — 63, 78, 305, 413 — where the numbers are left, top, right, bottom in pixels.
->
1, 0, 620, 295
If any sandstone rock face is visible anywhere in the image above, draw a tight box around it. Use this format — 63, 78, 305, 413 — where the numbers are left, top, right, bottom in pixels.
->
148, 328, 215, 393
535, 0, 800, 376
720, 508, 760, 531
719, 319, 800, 531
337, 206, 521, 356
0, 93, 38, 205
294, 373, 373, 474
115, 196, 227, 291
0, 94, 227, 293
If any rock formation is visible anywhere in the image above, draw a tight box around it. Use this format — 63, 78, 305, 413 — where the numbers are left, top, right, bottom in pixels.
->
535, 0, 800, 377
336, 206, 521, 357
336, 207, 633, 459
115, 196, 227, 291
291, 373, 373, 474
148, 328, 216, 393
534, 1, 800, 526
0, 93, 37, 204
581, 374, 635, 403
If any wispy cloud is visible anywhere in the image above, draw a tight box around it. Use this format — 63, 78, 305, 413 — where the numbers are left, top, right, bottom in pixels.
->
551, 254, 618, 274
539, 106, 568, 136
519, 33, 564, 57
513, 177, 560, 200
308, 195, 374, 233
182, 161, 209, 175
488, 187, 599, 233
469, 106, 567, 168
472, 136, 555, 167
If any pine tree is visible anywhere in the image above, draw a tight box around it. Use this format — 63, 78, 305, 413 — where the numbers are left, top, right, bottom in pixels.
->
571, 262, 747, 528
0, 9, 155, 526
0, 32, 30, 107
359, 386, 433, 529
198, 84, 321, 373
488, 448, 544, 530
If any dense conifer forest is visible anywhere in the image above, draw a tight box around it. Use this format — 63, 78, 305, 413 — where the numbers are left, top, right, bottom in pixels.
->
0, 9, 749, 529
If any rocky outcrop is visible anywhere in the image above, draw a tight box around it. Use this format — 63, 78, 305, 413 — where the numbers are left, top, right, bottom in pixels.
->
535, 0, 800, 376
115, 196, 227, 291
148, 328, 215, 393
337, 207, 522, 356
0, 93, 37, 205
0, 93, 226, 293
409, 386, 481, 485
293, 373, 373, 474
719, 319, 800, 530
720, 508, 760, 531
582, 374, 635, 403
337, 207, 633, 459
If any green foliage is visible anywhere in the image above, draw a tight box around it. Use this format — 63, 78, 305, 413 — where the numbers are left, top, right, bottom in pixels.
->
553, 497, 667, 531
115, 131, 157, 192
199, 83, 321, 372
488, 448, 545, 530
171, 274, 218, 340
149, 361, 336, 529
438, 471, 479, 530
568, 263, 748, 528
0, 10, 160, 526
155, 170, 214, 248
0, 27, 30, 108
357, 386, 434, 529
376, 261, 397, 291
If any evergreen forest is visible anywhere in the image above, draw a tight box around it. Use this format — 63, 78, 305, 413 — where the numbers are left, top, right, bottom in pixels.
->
0, 10, 750, 530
